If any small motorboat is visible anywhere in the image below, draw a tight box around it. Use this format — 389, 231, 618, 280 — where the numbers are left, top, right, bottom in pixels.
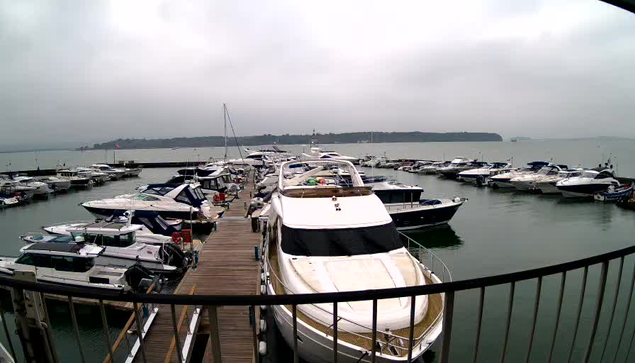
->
57, 169, 94, 188
37, 176, 71, 193
0, 195, 19, 209
91, 164, 126, 180
13, 176, 51, 199
594, 184, 634, 202
0, 243, 158, 292
21, 223, 188, 274
489, 161, 549, 188
458, 162, 513, 185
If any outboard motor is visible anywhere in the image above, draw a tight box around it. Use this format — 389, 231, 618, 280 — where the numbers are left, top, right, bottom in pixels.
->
125, 263, 158, 292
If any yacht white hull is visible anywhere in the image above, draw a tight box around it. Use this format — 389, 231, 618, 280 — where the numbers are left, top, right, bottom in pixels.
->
491, 180, 514, 188
268, 280, 441, 363
511, 180, 534, 191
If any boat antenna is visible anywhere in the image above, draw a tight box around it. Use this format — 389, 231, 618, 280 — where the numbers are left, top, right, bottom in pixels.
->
223, 104, 228, 162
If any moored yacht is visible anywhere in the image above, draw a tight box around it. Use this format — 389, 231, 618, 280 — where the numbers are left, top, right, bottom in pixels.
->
36, 176, 71, 193
510, 164, 568, 191
489, 161, 549, 188
457, 162, 513, 185
436, 158, 478, 179
556, 169, 620, 198
264, 159, 446, 362
82, 183, 223, 230
91, 164, 126, 180
0, 243, 156, 291
372, 182, 466, 230
302, 147, 360, 164
21, 223, 187, 274
57, 169, 94, 188
13, 176, 51, 199
77, 167, 109, 185
534, 169, 583, 194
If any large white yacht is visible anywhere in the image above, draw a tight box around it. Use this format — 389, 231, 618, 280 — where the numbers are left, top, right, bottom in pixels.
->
12, 176, 51, 199
436, 157, 478, 179
556, 169, 620, 198
264, 160, 445, 362
57, 169, 94, 188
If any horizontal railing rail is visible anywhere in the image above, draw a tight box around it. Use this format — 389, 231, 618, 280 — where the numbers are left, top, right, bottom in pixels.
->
1, 244, 633, 306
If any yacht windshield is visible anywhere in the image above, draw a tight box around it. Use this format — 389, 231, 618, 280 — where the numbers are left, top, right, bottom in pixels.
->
281, 223, 402, 257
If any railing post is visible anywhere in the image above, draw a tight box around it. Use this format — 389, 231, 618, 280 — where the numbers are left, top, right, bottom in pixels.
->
472, 287, 485, 363
408, 295, 416, 363
525, 277, 542, 363
208, 306, 223, 363
600, 257, 624, 362
371, 298, 378, 363
292, 304, 299, 363
440, 291, 455, 363
170, 304, 184, 363
613, 262, 635, 363
501, 281, 516, 363
333, 302, 338, 363
99, 299, 115, 363
133, 301, 148, 363
68, 296, 86, 363
567, 266, 588, 363
548, 272, 566, 363
583, 261, 609, 363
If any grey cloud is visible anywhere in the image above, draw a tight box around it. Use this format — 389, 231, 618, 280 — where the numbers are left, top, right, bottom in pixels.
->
0, 0, 634, 150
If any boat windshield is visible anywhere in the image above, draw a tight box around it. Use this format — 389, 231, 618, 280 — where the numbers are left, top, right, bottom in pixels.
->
281, 223, 402, 257
76, 232, 135, 247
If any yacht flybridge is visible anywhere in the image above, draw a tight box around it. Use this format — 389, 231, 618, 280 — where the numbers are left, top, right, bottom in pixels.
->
263, 160, 446, 362
82, 183, 224, 230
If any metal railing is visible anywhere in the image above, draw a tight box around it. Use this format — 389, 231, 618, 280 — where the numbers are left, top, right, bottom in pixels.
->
0, 244, 634, 362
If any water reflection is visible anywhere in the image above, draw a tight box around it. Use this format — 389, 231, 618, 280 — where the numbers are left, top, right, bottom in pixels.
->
403, 225, 464, 250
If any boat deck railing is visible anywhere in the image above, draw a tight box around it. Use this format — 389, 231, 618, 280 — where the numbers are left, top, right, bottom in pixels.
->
0, 243, 635, 362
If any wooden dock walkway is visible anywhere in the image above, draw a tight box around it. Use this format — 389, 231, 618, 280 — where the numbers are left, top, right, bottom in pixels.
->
133, 182, 261, 363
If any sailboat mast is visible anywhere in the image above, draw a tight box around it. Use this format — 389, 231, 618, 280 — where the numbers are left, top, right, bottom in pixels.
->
223, 103, 228, 161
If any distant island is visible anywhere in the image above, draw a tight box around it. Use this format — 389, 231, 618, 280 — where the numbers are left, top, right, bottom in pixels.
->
90, 131, 503, 150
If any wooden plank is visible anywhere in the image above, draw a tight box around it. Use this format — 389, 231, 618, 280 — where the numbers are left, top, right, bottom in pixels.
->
129, 178, 260, 363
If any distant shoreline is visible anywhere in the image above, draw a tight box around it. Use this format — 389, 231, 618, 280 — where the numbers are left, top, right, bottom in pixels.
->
90, 131, 503, 150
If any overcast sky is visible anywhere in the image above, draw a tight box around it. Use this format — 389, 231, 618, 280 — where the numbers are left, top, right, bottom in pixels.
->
0, 0, 634, 149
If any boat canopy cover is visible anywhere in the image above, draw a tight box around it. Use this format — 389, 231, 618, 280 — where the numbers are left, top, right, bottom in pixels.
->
142, 183, 206, 207
281, 222, 402, 257
25, 243, 83, 253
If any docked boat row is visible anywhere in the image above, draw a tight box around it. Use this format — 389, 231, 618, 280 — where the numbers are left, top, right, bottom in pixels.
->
250, 159, 449, 362
384, 157, 631, 201
0, 162, 252, 293
0, 163, 143, 209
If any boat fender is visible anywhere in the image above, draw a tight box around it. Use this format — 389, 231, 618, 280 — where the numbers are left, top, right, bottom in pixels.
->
260, 305, 267, 311
260, 319, 267, 332
259, 341, 267, 355
261, 273, 266, 282
260, 284, 267, 295
171, 232, 182, 243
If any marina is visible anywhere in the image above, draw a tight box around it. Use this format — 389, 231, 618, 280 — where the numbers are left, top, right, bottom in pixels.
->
0, 141, 634, 362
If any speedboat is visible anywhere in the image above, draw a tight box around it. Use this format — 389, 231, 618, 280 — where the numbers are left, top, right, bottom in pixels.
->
0, 195, 19, 208
489, 161, 549, 188
13, 176, 51, 199
77, 167, 109, 185
91, 164, 126, 180
0, 176, 36, 202
82, 183, 224, 230
302, 147, 360, 164
43, 212, 182, 242
510, 165, 568, 192
36, 176, 71, 193
436, 158, 478, 179
556, 169, 620, 198
372, 182, 466, 230
21, 223, 187, 274
534, 169, 583, 194
57, 169, 94, 188
458, 162, 513, 185
264, 159, 446, 362
417, 161, 447, 175
0, 243, 157, 291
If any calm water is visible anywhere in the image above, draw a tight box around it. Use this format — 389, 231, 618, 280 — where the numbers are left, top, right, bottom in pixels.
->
1, 141, 635, 362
